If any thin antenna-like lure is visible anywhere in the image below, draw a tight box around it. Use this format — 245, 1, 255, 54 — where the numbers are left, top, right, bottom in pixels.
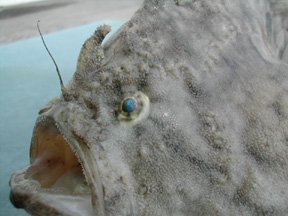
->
37, 20, 67, 97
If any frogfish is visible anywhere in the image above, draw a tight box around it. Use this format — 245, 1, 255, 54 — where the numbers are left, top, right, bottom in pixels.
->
10, 0, 288, 215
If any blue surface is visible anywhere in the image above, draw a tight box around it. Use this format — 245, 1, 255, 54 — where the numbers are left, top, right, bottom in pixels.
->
0, 20, 123, 215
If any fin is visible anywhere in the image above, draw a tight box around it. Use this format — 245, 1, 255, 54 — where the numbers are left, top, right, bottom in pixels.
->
76, 25, 111, 74
266, 0, 288, 61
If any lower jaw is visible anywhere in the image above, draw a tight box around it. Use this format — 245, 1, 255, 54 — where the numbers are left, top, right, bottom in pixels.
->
10, 166, 94, 216
29, 165, 90, 195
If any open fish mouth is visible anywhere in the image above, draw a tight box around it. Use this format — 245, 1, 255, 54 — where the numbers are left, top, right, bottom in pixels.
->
9, 116, 103, 216
28, 122, 87, 191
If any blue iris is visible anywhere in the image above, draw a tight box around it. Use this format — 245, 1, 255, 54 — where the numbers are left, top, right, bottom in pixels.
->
122, 98, 136, 113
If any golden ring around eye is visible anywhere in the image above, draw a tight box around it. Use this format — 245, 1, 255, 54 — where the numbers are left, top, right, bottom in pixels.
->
117, 91, 150, 125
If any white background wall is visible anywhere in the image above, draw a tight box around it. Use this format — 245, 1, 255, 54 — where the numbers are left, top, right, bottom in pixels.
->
0, 0, 45, 7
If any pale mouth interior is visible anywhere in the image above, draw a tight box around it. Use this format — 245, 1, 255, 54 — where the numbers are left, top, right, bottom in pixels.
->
25, 123, 90, 195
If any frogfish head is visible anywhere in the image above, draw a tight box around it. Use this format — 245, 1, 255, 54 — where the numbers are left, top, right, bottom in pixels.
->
9, 16, 197, 214
8, 21, 187, 215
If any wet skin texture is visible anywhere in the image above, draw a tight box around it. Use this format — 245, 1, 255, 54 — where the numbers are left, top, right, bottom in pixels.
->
10, 0, 288, 215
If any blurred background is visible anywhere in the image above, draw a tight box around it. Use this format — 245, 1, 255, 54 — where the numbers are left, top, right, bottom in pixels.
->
0, 0, 143, 44
0, 0, 143, 215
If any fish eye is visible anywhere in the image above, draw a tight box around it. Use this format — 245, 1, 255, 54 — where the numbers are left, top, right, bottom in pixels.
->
117, 91, 150, 125
121, 98, 137, 113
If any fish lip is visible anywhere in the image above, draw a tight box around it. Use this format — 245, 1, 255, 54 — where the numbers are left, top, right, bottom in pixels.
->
10, 191, 23, 209
10, 168, 94, 215
9, 174, 29, 209
9, 114, 105, 216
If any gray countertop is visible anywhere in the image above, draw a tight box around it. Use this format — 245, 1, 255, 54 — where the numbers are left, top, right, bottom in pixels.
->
0, 0, 143, 44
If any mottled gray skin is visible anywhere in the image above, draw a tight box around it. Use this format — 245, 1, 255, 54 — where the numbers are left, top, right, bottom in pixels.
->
9, 0, 288, 215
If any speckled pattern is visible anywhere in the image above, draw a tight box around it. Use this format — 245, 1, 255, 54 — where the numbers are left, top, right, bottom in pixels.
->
9, 0, 288, 215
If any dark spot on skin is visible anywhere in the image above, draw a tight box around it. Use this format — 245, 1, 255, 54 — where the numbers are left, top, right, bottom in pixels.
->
105, 193, 121, 209
272, 101, 283, 118
112, 80, 123, 97
179, 65, 203, 98
185, 80, 203, 97
138, 183, 148, 195
134, 125, 147, 138
285, 136, 288, 144
83, 98, 99, 119
102, 186, 106, 197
